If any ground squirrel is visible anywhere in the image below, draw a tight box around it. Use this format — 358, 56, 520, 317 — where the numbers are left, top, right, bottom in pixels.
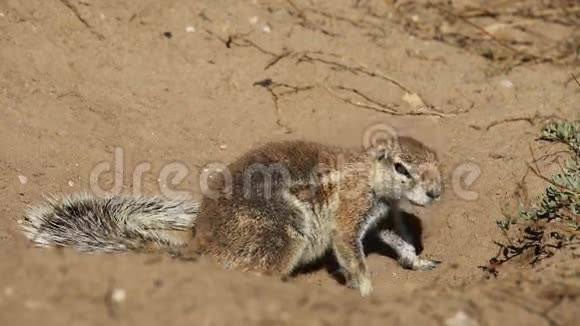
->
22, 135, 442, 297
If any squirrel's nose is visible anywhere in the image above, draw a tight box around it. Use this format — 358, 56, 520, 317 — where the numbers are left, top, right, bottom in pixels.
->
426, 189, 440, 200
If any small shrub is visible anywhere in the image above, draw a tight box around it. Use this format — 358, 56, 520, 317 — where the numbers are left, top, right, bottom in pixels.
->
520, 121, 579, 225
490, 120, 579, 268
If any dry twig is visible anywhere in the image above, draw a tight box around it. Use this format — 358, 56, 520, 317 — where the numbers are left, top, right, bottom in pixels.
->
470, 113, 561, 131
324, 86, 450, 117
253, 79, 316, 133
432, 4, 556, 63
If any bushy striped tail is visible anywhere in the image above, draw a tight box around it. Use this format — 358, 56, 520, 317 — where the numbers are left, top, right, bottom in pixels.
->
21, 193, 199, 253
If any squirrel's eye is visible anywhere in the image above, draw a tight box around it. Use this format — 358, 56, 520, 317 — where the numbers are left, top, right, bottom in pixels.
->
394, 162, 411, 177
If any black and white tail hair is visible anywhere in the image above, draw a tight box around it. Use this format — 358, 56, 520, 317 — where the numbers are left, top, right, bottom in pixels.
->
21, 193, 199, 253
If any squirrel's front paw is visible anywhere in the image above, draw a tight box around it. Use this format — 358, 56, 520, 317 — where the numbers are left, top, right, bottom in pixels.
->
334, 268, 373, 296
345, 275, 373, 297
399, 256, 441, 271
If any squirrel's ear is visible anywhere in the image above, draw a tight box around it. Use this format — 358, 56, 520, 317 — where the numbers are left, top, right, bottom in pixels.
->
365, 136, 397, 161
363, 123, 399, 160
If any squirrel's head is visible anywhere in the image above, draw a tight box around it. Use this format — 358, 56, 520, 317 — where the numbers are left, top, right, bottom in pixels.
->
366, 136, 442, 206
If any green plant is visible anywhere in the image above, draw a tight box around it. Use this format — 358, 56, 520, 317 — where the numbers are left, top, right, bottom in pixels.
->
521, 121, 579, 225
488, 121, 579, 269
541, 120, 580, 154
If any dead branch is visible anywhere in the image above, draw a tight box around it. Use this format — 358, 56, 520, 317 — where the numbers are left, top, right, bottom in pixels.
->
59, 0, 105, 40
531, 150, 571, 165
324, 86, 399, 115
572, 73, 580, 89
275, 83, 315, 96
203, 28, 279, 58
300, 6, 386, 35
470, 113, 561, 131
225, 33, 277, 56
297, 51, 414, 94
296, 51, 454, 117
470, 117, 535, 130
266, 87, 292, 133
515, 165, 532, 210
253, 79, 316, 133
264, 50, 293, 70
460, 3, 580, 25
324, 86, 449, 117
527, 144, 577, 194
432, 4, 556, 63
285, 0, 341, 37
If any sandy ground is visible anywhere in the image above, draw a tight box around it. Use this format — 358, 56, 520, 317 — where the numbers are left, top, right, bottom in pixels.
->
0, 0, 579, 325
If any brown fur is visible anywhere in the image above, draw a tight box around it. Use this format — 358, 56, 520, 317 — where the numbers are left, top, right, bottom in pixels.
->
190, 138, 442, 296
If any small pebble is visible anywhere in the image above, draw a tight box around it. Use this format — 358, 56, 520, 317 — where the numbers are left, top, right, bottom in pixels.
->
262, 24, 271, 33
249, 16, 259, 25
67, 180, 74, 187
163, 31, 172, 39
4, 287, 14, 296
445, 311, 478, 326
411, 15, 419, 22
18, 175, 28, 185
499, 80, 514, 88
219, 144, 228, 150
111, 288, 127, 303
185, 25, 196, 33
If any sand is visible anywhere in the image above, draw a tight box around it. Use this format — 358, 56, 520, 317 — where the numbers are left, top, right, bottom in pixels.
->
0, 0, 579, 325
